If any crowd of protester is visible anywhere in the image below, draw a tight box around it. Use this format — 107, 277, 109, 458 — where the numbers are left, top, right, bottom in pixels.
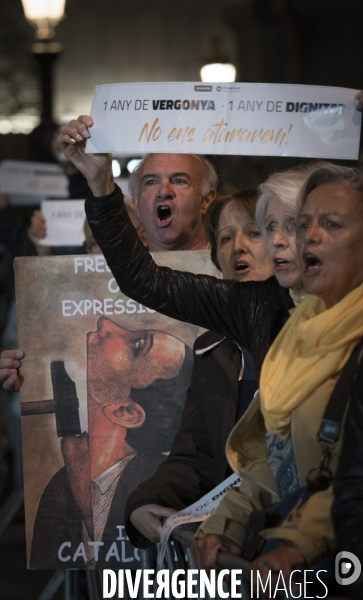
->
0, 90, 363, 598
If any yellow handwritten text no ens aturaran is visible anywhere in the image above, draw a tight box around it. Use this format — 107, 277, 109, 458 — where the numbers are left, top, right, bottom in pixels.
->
139, 118, 293, 147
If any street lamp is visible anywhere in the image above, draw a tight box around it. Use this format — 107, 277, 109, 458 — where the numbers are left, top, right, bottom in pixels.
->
21, 0, 66, 123
200, 38, 236, 83
21, 0, 66, 40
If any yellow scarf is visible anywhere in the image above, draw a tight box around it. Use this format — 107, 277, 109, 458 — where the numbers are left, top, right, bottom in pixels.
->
260, 282, 363, 437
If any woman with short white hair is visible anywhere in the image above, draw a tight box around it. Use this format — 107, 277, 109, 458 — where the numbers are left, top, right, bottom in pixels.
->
255, 164, 320, 294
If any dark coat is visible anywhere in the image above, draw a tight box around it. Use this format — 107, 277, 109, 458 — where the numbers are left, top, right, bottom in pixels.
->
125, 331, 247, 548
333, 361, 363, 598
30, 453, 165, 569
85, 185, 293, 375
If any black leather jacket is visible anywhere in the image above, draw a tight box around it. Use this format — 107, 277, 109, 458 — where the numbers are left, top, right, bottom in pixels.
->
85, 185, 293, 374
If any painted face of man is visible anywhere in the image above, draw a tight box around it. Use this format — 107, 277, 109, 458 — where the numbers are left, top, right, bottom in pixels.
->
87, 316, 186, 404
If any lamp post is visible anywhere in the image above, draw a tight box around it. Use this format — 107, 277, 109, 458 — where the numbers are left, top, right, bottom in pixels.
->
31, 42, 62, 121
21, 0, 66, 41
200, 38, 237, 83
21, 0, 66, 122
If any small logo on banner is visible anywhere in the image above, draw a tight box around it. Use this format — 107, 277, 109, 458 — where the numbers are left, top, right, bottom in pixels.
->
335, 551, 361, 586
194, 85, 213, 92
217, 86, 241, 92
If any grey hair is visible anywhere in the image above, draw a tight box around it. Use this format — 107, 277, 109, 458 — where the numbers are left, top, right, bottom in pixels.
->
128, 153, 218, 199
297, 162, 363, 213
255, 163, 325, 234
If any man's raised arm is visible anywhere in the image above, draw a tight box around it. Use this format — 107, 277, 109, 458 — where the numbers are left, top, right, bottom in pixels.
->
58, 116, 114, 197
58, 116, 290, 365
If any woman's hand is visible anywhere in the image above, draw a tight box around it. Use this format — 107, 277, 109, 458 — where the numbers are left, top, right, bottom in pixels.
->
192, 534, 242, 571
58, 115, 114, 197
130, 504, 177, 543
0, 349, 24, 391
252, 545, 305, 584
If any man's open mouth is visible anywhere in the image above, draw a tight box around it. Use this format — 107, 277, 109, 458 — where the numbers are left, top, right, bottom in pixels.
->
156, 205, 172, 225
304, 253, 323, 272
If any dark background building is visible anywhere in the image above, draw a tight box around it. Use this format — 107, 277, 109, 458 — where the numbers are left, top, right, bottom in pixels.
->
1, 0, 362, 188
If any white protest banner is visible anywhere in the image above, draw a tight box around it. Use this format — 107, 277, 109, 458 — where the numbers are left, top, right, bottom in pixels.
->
0, 160, 69, 197
86, 82, 361, 159
40, 200, 86, 246
157, 472, 242, 571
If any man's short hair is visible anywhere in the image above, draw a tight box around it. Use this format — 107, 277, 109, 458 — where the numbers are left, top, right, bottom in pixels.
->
128, 154, 218, 199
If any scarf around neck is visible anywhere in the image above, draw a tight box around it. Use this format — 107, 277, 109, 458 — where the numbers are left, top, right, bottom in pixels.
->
259, 282, 363, 437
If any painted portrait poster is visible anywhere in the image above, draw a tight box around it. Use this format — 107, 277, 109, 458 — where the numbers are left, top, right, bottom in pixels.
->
14, 251, 218, 570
